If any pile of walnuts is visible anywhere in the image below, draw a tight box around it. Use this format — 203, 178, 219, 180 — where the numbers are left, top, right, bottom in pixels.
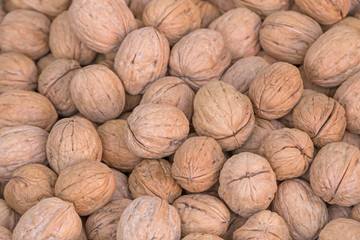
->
1, 0, 360, 239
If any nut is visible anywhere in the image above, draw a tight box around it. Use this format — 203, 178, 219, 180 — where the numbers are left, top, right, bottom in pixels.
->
0, 199, 19, 231
319, 218, 360, 240
37, 53, 56, 72
328, 205, 351, 221
0, 226, 11, 240
351, 203, 360, 221
182, 233, 224, 240
109, 169, 131, 202
233, 0, 290, 18
299, 65, 336, 97
207, 0, 235, 13
192, 0, 221, 28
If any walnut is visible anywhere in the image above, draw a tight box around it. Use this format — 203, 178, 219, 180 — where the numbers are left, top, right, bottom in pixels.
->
272, 179, 329, 240
114, 27, 170, 95
124, 104, 189, 159
299, 65, 336, 97
331, 16, 360, 32
0, 226, 11, 240
123, 93, 142, 113
233, 0, 290, 18
319, 218, 360, 240
249, 62, 303, 120
0, 9, 50, 60
172, 136, 226, 193
173, 194, 230, 237
109, 169, 131, 202
351, 203, 360, 221
192, 81, 255, 151
3, 0, 32, 11
68, 0, 137, 53
209, 8, 261, 62
117, 196, 181, 240
169, 29, 231, 90
46, 117, 102, 174
257, 50, 280, 64
182, 233, 224, 240
207, 0, 235, 13
70, 65, 126, 123
222, 215, 248, 240
0, 52, 38, 93
22, 0, 70, 17
0, 199, 19, 231
260, 11, 322, 65
341, 130, 360, 148
37, 53, 56, 73
129, 0, 151, 18
142, 0, 201, 45
192, 0, 221, 28
328, 205, 351, 220
55, 160, 116, 216
12, 197, 82, 240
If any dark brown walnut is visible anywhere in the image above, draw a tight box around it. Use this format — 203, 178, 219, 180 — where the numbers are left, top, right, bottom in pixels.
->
207, 0, 235, 13
173, 194, 230, 237
233, 0, 290, 18
37, 53, 56, 73
123, 93, 142, 113
109, 169, 131, 202
192, 81, 255, 151
129, 0, 151, 18
0, 125, 48, 182
172, 136, 226, 193
328, 205, 351, 220
351, 203, 360, 221
12, 197, 82, 240
117, 196, 181, 240
114, 27, 170, 95
169, 29, 231, 90
0, 226, 11, 240
294, 0, 350, 25
70, 64, 126, 123
272, 179, 329, 240
47, 117, 102, 174
0, 52, 38, 93
223, 215, 248, 240
142, 0, 201, 45
292, 92, 346, 148
182, 233, 224, 240
192, 0, 221, 28
129, 159, 182, 203
304, 26, 360, 87
55, 161, 116, 216
259, 128, 314, 180
86, 199, 132, 240
140, 77, 195, 120
319, 218, 360, 240
124, 104, 189, 159
331, 16, 360, 32
233, 210, 291, 240
0, 90, 57, 131
209, 8, 262, 62
257, 50, 280, 64
341, 130, 360, 148
0, 199, 19, 231
0, 9, 50, 60
68, 0, 137, 53
310, 142, 360, 206
260, 11, 322, 65
219, 152, 277, 217
38, 59, 80, 117
249, 62, 303, 120
49, 11, 96, 65
4, 164, 57, 215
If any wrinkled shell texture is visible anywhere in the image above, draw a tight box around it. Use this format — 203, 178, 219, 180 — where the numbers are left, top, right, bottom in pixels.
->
0, 52, 38, 93
299, 65, 336, 97
0, 226, 12, 240
37, 54, 56, 72
272, 179, 329, 240
332, 16, 360, 32
192, 81, 255, 151
110, 168, 131, 201
0, 125, 48, 182
260, 11, 322, 64
142, 0, 201, 45
173, 194, 230, 237
124, 104, 189, 159
46, 117, 102, 174
209, 8, 261, 61
0, 199, 19, 231
222, 215, 248, 240
172, 136, 226, 192
117, 196, 181, 240
169, 29, 231, 90
12, 197, 82, 240
0, 9, 50, 60
114, 27, 170, 95
249, 62, 303, 120
234, 0, 290, 17
352, 203, 360, 221
68, 0, 137, 53
218, 152, 277, 217
319, 218, 360, 240
23, 0, 70, 16
328, 205, 351, 220
310, 142, 360, 207
193, 0, 221, 28
182, 233, 224, 240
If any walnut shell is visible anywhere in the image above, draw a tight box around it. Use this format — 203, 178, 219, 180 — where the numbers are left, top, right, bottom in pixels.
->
260, 11, 322, 64
46, 117, 102, 174
55, 160, 116, 216
114, 27, 170, 95
124, 103, 189, 159
3, 0, 31, 11
328, 205, 351, 220
304, 26, 360, 87
0, 226, 11, 240
341, 130, 360, 148
234, 0, 290, 18
331, 16, 360, 32
173, 194, 230, 237
117, 196, 181, 240
23, 0, 70, 17
129, 0, 151, 18
182, 233, 224, 240
4, 164, 57, 215
209, 8, 261, 62
0, 9, 50, 60
169, 29, 231, 90
192, 81, 255, 151
129, 159, 182, 203
249, 62, 303, 120
218, 152, 277, 217
222, 215, 248, 240
109, 169, 131, 202
233, 210, 291, 240
319, 218, 360, 240
142, 0, 201, 45
37, 53, 56, 73
0, 52, 38, 93
70, 64, 126, 123
172, 136, 226, 193
68, 0, 137, 53
207, 0, 235, 13
257, 50, 280, 64
272, 179, 329, 240
0, 90, 57, 131
12, 197, 82, 240
0, 199, 19, 231
0, 125, 48, 182
351, 203, 360, 221
192, 0, 221, 28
